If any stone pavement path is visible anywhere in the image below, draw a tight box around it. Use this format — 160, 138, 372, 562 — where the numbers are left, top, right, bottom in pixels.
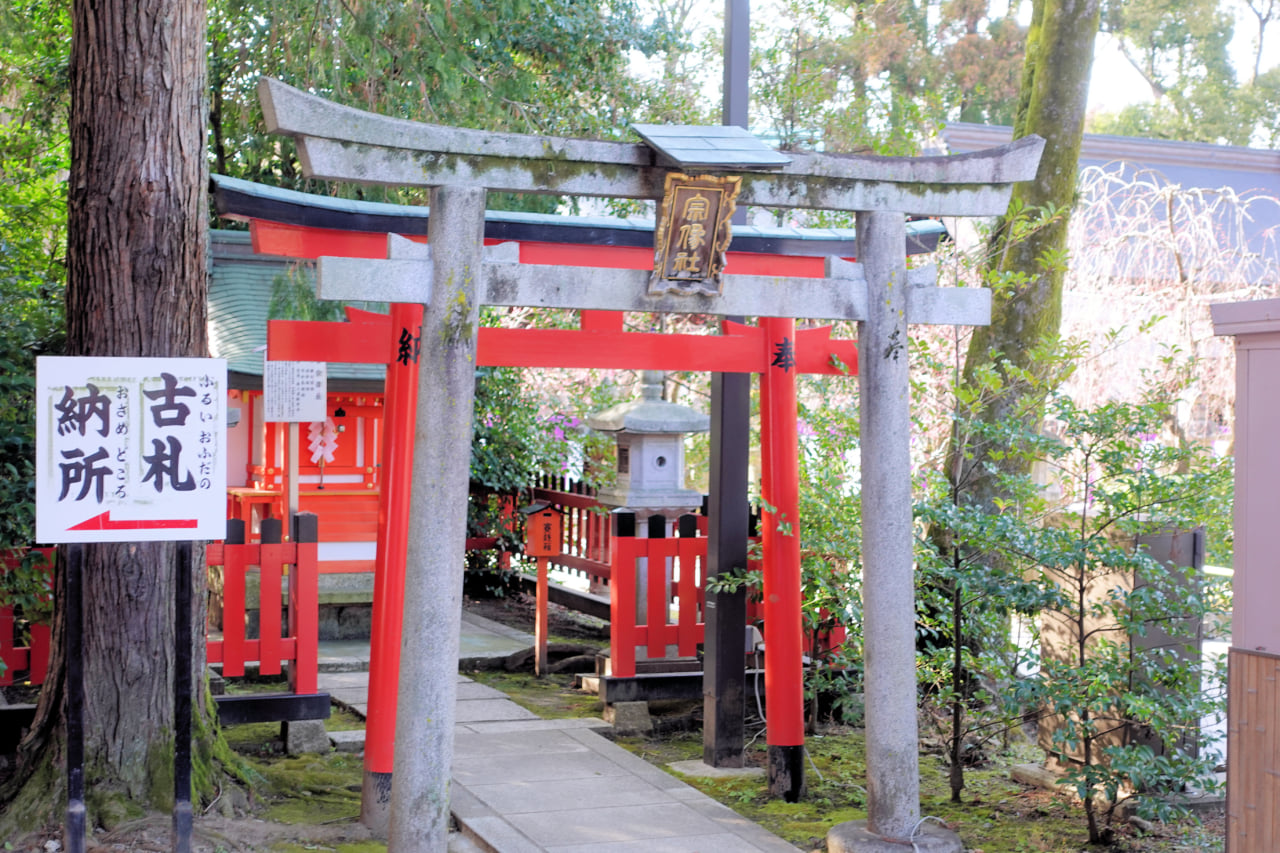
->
317, 611, 800, 853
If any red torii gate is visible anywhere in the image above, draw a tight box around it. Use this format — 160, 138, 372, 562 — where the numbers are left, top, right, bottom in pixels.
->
257, 218, 859, 810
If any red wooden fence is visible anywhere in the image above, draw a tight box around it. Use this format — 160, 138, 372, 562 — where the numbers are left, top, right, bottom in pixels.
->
206, 515, 319, 695
609, 515, 708, 678
0, 550, 53, 688
606, 514, 848, 680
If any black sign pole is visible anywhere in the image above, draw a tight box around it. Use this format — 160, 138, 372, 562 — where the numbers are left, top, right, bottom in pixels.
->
173, 540, 193, 853
704, 0, 752, 769
65, 543, 85, 853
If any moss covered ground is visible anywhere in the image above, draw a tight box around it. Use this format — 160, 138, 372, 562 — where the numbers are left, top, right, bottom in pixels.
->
612, 724, 1223, 852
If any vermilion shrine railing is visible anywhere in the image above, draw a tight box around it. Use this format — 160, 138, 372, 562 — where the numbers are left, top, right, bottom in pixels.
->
605, 512, 847, 680
0, 550, 53, 688
206, 516, 319, 696
609, 513, 708, 678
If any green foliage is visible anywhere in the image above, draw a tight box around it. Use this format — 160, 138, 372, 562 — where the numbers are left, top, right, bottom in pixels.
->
0, 0, 70, 630
1000, 390, 1228, 842
747, 0, 1026, 162
793, 377, 865, 723
1094, 0, 1277, 144
208, 0, 670, 204
266, 264, 353, 322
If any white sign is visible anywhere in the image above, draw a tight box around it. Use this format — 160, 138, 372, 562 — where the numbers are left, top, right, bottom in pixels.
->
36, 357, 228, 543
263, 359, 327, 423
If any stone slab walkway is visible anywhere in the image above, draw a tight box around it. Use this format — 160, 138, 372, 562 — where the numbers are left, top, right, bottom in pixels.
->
316, 611, 799, 853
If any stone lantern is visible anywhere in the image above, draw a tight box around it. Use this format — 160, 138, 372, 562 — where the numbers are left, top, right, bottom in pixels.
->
587, 371, 709, 515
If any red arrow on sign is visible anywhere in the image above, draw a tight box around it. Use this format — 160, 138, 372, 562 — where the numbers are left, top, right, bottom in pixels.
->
69, 512, 199, 531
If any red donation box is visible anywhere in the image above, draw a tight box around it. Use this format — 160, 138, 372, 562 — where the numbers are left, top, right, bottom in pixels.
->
524, 507, 563, 558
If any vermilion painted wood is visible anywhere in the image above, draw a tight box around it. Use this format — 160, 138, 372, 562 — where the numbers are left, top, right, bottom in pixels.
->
207, 638, 298, 665
676, 537, 702, 658
761, 317, 806, 747
0, 606, 25, 686
610, 537, 644, 678
579, 310, 623, 333
290, 538, 319, 695
0, 550, 53, 686
207, 540, 316, 688
365, 300, 423, 775
546, 553, 611, 582
219, 543, 251, 677
252, 221, 403, 259
250, 221, 848, 279
535, 556, 550, 676
271, 315, 859, 375
646, 538, 678, 659
257, 543, 289, 677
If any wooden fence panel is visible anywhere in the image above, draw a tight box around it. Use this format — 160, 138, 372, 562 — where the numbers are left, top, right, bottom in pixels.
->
256, 543, 288, 677
0, 550, 53, 687
645, 537, 678, 659
206, 513, 319, 697
1228, 647, 1280, 852
609, 536, 645, 678
675, 535, 704, 658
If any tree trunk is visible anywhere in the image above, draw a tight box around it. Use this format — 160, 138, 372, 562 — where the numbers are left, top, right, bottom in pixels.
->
1, 0, 209, 831
926, 0, 1102, 795
953, 0, 1102, 506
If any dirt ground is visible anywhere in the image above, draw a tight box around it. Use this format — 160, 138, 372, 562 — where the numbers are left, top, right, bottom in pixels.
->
463, 591, 610, 643
6, 814, 380, 852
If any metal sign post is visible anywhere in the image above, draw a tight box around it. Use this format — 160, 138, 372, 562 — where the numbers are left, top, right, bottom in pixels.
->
34, 356, 227, 852
65, 543, 85, 853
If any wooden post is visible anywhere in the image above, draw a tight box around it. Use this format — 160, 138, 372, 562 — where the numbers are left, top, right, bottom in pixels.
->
362, 301, 423, 834
761, 316, 805, 801
535, 556, 550, 677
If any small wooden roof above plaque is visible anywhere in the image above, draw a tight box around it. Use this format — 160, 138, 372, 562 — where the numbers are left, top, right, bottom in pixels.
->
631, 124, 792, 171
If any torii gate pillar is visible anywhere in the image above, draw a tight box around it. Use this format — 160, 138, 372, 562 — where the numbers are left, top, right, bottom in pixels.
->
389, 186, 485, 847
855, 211, 921, 840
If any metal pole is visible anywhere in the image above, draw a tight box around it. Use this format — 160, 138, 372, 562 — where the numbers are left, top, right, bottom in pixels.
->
704, 0, 752, 769
65, 543, 85, 853
173, 541, 193, 853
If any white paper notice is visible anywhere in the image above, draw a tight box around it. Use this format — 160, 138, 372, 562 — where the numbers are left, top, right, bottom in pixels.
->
263, 360, 327, 423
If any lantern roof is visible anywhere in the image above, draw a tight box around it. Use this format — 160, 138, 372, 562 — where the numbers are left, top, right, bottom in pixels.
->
587, 371, 710, 435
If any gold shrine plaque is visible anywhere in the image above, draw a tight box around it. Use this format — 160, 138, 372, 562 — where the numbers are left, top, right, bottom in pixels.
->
649, 173, 741, 297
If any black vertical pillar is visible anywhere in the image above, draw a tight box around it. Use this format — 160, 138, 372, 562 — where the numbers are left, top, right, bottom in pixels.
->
65, 544, 85, 853
173, 541, 193, 853
704, 0, 752, 768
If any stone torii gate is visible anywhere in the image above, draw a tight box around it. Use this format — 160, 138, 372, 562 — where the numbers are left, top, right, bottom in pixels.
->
257, 77, 1042, 852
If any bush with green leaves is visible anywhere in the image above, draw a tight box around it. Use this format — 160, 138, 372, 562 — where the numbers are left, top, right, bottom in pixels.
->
0, 9, 68, 633
1001, 391, 1229, 842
